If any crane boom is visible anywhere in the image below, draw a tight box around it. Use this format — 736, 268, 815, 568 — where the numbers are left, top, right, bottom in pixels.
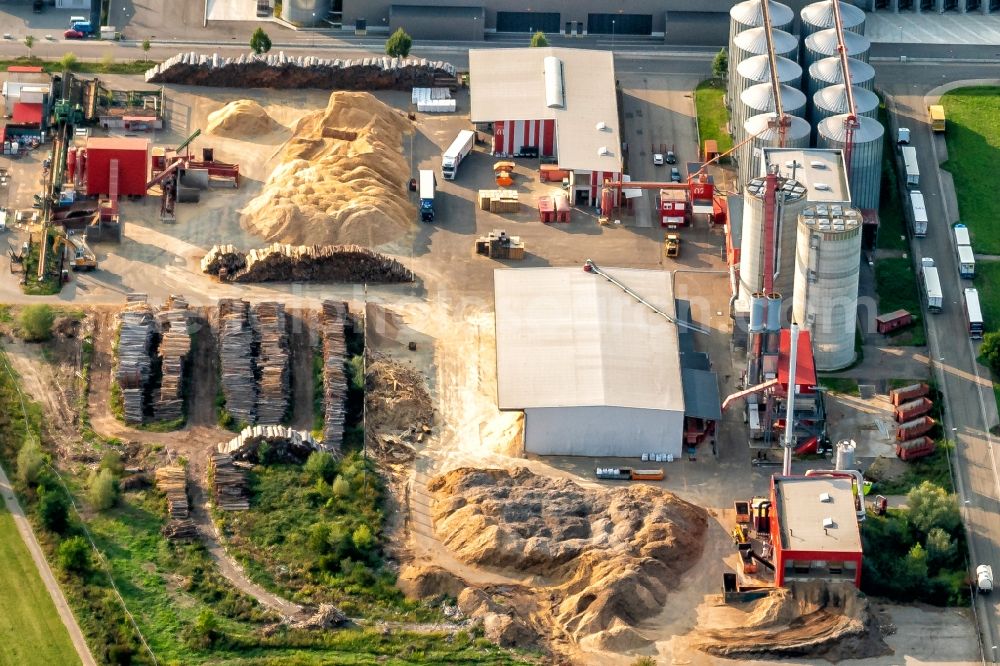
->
722, 378, 780, 411
832, 0, 858, 177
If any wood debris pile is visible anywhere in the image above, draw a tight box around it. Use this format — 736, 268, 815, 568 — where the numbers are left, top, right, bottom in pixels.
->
251, 302, 289, 425
218, 298, 257, 425
217, 424, 323, 462
152, 294, 192, 421
210, 452, 249, 511
292, 604, 347, 630
321, 300, 348, 449
116, 294, 156, 424
201, 243, 413, 283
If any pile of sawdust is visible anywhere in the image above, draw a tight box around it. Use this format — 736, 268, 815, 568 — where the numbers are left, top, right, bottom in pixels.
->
423, 467, 708, 650
241, 91, 414, 247
206, 99, 277, 138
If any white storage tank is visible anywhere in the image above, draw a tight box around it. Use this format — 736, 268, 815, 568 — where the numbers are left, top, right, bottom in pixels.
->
738, 173, 809, 304
816, 114, 884, 211
739, 112, 811, 189
734, 55, 803, 117
811, 84, 880, 139
731, 27, 799, 104
728, 0, 795, 94
735, 82, 806, 145
800, 1, 866, 53
834, 439, 858, 470
807, 57, 875, 103
803, 29, 871, 70
792, 204, 863, 371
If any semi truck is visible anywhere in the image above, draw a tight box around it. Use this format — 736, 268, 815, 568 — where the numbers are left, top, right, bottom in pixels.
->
441, 129, 475, 180
909, 191, 928, 238
418, 169, 436, 222
954, 223, 975, 278
921, 258, 943, 313
901, 146, 919, 189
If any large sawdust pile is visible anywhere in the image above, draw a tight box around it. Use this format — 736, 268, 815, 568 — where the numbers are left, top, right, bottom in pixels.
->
206, 99, 276, 138
241, 91, 414, 247
425, 467, 708, 648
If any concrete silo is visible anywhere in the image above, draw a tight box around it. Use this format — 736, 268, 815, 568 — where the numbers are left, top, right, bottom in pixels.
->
734, 55, 802, 109
816, 114, 884, 210
811, 84, 879, 140
800, 1, 866, 50
735, 82, 807, 145
738, 173, 809, 305
731, 27, 799, 105
739, 113, 811, 189
728, 0, 795, 99
792, 204, 863, 371
282, 0, 330, 24
803, 29, 871, 70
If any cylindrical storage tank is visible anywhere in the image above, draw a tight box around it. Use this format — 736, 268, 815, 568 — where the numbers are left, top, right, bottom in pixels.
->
737, 174, 809, 303
803, 29, 871, 69
766, 293, 782, 331
738, 112, 811, 188
807, 57, 875, 103
734, 55, 803, 113
750, 293, 768, 331
817, 114, 884, 210
835, 439, 857, 470
792, 205, 863, 371
735, 82, 806, 145
728, 0, 794, 92
800, 1, 866, 52
811, 84, 879, 140
730, 27, 799, 103
282, 0, 330, 25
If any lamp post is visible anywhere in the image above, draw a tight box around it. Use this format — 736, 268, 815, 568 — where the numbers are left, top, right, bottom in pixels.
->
611, 19, 616, 51
312, 12, 316, 47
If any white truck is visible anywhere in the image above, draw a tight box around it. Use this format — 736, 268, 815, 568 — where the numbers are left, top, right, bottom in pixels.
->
441, 129, 475, 180
978, 564, 993, 594
909, 191, 928, 238
901, 146, 920, 189
921, 257, 943, 313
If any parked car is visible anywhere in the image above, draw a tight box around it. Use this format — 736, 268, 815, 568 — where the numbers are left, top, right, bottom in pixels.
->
665, 149, 676, 164
63, 29, 85, 39
652, 152, 664, 166
670, 167, 681, 183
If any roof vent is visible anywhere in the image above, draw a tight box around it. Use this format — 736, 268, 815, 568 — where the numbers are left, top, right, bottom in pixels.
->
819, 492, 832, 503
814, 183, 831, 191
598, 146, 611, 157
596, 121, 608, 131
823, 517, 835, 529
543, 56, 565, 109
810, 160, 826, 169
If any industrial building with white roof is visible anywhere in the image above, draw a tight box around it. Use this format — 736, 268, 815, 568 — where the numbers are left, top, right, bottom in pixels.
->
469, 47, 621, 207
761, 147, 851, 204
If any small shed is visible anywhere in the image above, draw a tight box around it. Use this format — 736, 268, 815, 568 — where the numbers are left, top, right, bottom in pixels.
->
703, 139, 720, 162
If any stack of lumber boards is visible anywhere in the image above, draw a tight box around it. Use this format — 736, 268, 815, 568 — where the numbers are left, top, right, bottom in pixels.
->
218, 298, 256, 425
321, 300, 349, 449
162, 519, 197, 540
251, 302, 289, 425
116, 295, 156, 424
152, 295, 192, 421
218, 424, 322, 462
201, 243, 413, 284
209, 452, 249, 511
478, 189, 519, 213
154, 465, 189, 519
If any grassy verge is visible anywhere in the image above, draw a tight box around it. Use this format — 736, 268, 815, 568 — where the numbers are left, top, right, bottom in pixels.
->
21, 231, 61, 296
870, 441, 955, 495
694, 79, 733, 156
818, 377, 859, 395
0, 56, 152, 76
876, 98, 909, 252
0, 507, 79, 666
874, 257, 926, 346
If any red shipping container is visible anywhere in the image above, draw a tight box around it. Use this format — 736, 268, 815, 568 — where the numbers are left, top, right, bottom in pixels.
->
877, 309, 913, 334
85, 137, 150, 197
896, 436, 936, 461
890, 382, 929, 406
896, 416, 935, 441
894, 397, 933, 423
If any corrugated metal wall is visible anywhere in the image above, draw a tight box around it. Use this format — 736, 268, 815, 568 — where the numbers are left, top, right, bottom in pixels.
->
525, 405, 684, 457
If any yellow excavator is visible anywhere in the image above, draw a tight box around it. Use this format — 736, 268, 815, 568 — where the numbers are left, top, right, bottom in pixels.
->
53, 234, 97, 271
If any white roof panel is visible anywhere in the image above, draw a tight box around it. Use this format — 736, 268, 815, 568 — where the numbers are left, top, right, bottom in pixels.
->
761, 147, 851, 204
775, 477, 862, 553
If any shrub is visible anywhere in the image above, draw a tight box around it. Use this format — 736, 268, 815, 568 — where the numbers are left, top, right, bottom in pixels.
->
18, 304, 55, 342
58, 52, 78, 72
88, 468, 118, 511
982, 331, 1000, 374
16, 436, 44, 487
331, 475, 351, 499
352, 523, 374, 551
100, 451, 124, 476
58, 535, 91, 574
712, 48, 728, 80
926, 526, 958, 569
385, 28, 412, 58
250, 27, 272, 55
39, 488, 70, 533
530, 31, 548, 47
907, 481, 961, 534
304, 451, 337, 484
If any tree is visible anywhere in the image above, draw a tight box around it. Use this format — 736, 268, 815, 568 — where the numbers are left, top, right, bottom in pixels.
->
907, 481, 961, 534
187, 609, 220, 649
530, 31, 548, 48
39, 489, 70, 533
331, 475, 351, 499
23, 35, 34, 58
141, 39, 151, 62
712, 48, 728, 80
18, 304, 54, 342
352, 523, 374, 551
58, 52, 78, 72
100, 450, 124, 476
981, 331, 1000, 375
305, 451, 337, 484
17, 436, 44, 487
88, 468, 118, 511
58, 535, 91, 574
385, 28, 412, 58
903, 542, 929, 582
250, 27, 272, 55
926, 526, 957, 569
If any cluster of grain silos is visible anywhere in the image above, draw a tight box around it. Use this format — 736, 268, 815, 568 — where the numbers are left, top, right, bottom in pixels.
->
739, 113, 812, 187
735, 83, 807, 144
727, 0, 795, 104
816, 115, 885, 210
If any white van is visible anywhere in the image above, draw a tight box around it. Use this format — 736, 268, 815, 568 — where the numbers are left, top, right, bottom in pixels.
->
69, 15, 86, 25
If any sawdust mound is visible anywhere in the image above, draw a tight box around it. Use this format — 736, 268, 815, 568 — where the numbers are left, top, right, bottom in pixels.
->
427, 467, 708, 646
206, 99, 276, 138
242, 91, 414, 247
692, 581, 890, 661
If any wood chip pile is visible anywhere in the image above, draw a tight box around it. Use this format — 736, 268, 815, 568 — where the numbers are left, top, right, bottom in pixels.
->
321, 300, 349, 449
154, 465, 189, 519
251, 302, 289, 424
217, 424, 322, 461
218, 298, 257, 425
152, 295, 192, 421
116, 295, 156, 424
201, 243, 413, 283
210, 452, 249, 511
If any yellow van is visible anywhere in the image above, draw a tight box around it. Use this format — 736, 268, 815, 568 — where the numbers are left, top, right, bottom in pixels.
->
929, 105, 946, 133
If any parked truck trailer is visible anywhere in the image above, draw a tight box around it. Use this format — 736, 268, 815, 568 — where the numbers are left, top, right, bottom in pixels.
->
441, 130, 475, 180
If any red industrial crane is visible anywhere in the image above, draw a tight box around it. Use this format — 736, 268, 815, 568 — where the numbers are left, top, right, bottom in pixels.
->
832, 0, 858, 177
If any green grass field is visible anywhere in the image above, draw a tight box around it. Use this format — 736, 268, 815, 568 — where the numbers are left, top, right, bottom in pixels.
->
974, 261, 1000, 326
877, 101, 909, 252
874, 257, 927, 346
940, 86, 1000, 254
0, 507, 80, 666
695, 79, 733, 156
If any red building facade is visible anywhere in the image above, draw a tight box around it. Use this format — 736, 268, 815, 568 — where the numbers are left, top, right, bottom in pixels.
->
85, 137, 150, 197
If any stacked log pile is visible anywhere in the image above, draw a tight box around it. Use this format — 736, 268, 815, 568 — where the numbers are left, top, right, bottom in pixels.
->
116, 296, 156, 424
321, 300, 349, 449
154, 466, 189, 519
218, 298, 256, 425
153, 295, 192, 421
218, 424, 322, 461
145, 51, 457, 90
201, 243, 413, 284
251, 302, 289, 424
162, 520, 197, 540
210, 452, 249, 511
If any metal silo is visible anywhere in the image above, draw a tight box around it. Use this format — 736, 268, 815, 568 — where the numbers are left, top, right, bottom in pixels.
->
792, 204, 863, 371
734, 55, 803, 111
731, 27, 799, 104
735, 83, 806, 145
817, 114, 884, 210
739, 112, 811, 188
738, 174, 809, 304
728, 0, 795, 95
807, 57, 875, 101
800, 1, 866, 47
811, 85, 879, 140
803, 29, 871, 70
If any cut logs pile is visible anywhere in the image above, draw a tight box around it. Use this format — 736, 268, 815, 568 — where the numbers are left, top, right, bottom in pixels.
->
116, 295, 156, 424
321, 300, 349, 449
217, 424, 323, 462
251, 302, 290, 424
201, 243, 413, 284
154, 465, 196, 539
218, 298, 257, 425
209, 452, 249, 511
153, 295, 192, 421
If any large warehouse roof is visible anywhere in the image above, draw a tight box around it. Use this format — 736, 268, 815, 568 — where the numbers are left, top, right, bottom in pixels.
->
774, 476, 862, 553
469, 47, 620, 174
494, 267, 683, 412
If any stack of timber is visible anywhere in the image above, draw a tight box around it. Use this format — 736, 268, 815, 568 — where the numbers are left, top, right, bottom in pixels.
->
200, 243, 413, 284
154, 466, 189, 519
321, 300, 349, 448
218, 298, 257, 425
210, 452, 249, 511
478, 189, 520, 214
152, 295, 192, 421
251, 302, 289, 424
116, 295, 156, 424
162, 519, 197, 540
218, 424, 322, 462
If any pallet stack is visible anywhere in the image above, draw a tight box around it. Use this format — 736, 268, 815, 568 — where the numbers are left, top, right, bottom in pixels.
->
218, 298, 256, 425
478, 189, 519, 214
209, 452, 249, 511
153, 295, 192, 421
321, 300, 349, 449
116, 295, 156, 424
251, 302, 289, 425
154, 465, 189, 519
